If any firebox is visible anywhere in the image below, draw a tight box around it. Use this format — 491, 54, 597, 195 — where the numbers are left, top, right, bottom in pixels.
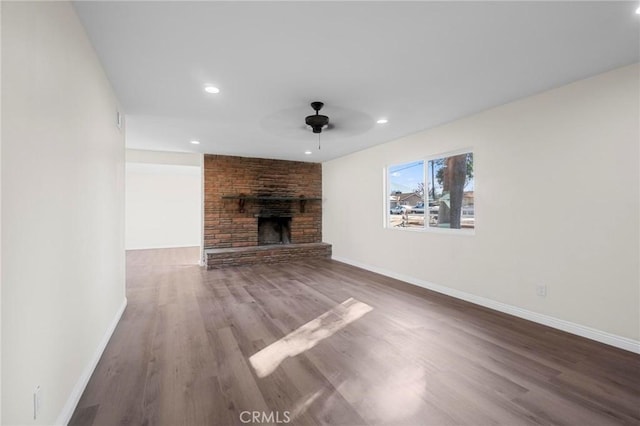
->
257, 216, 291, 245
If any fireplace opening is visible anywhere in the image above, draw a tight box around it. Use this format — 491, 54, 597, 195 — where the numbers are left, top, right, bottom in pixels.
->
258, 217, 291, 245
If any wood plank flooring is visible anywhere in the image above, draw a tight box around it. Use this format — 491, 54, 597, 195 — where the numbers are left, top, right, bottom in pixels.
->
70, 248, 640, 425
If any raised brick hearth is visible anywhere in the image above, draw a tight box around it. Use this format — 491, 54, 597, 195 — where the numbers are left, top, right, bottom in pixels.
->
205, 242, 332, 269
203, 154, 330, 268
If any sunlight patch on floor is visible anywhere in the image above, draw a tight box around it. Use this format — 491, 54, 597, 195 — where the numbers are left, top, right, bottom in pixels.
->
249, 297, 373, 378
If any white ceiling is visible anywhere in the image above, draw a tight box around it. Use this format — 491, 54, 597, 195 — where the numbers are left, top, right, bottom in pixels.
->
74, 1, 639, 163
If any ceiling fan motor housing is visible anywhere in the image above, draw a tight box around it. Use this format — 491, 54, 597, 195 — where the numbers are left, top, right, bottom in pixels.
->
305, 101, 329, 133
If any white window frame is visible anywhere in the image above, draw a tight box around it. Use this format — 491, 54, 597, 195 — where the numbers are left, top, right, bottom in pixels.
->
384, 148, 475, 235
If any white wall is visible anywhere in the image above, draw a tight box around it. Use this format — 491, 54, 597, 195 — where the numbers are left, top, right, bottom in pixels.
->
126, 148, 201, 167
323, 65, 639, 349
2, 2, 126, 425
125, 150, 202, 250
0, 1, 3, 420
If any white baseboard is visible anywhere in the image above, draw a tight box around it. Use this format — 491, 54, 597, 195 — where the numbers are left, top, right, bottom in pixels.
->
56, 297, 128, 425
332, 256, 640, 354
125, 244, 200, 250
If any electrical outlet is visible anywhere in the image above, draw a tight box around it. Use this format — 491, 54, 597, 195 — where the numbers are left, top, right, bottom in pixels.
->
33, 386, 42, 420
536, 284, 547, 297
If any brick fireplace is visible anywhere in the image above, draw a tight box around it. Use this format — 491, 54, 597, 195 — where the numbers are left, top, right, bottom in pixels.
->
203, 155, 331, 268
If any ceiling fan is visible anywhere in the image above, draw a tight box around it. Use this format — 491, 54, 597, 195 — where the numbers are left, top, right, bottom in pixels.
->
259, 102, 372, 148
305, 101, 330, 134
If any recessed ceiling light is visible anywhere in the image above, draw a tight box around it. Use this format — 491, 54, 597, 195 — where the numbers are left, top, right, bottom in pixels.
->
204, 85, 220, 94
190, 140, 200, 145
304, 150, 312, 155
636, 6, 640, 14
377, 118, 388, 124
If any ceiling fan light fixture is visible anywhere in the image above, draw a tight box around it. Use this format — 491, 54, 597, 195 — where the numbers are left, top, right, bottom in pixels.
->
305, 101, 329, 134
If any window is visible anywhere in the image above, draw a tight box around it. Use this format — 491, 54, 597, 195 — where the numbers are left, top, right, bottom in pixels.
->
387, 161, 425, 229
387, 152, 474, 231
427, 152, 474, 230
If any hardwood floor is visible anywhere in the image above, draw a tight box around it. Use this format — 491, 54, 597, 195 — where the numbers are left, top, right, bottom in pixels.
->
70, 248, 640, 425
